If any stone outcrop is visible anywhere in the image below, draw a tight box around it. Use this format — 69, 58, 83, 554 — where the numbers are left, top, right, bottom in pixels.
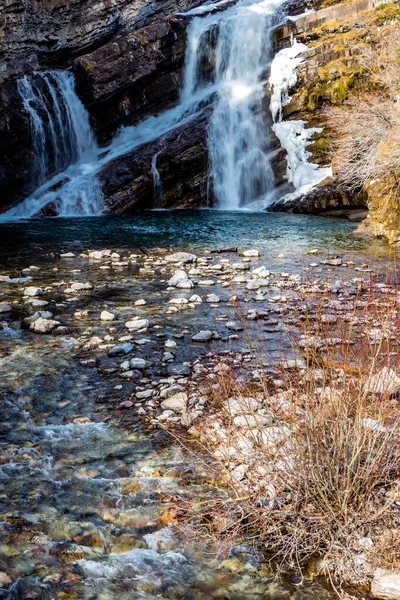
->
0, 0, 199, 83
99, 110, 210, 212
268, 176, 367, 219
0, 0, 196, 213
73, 18, 187, 141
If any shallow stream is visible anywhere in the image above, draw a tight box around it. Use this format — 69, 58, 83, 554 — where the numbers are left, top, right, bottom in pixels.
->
0, 211, 393, 599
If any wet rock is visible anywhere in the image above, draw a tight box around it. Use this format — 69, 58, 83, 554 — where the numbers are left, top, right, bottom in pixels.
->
168, 270, 194, 288
0, 303, 11, 313
30, 317, 60, 333
125, 319, 149, 331
24, 286, 43, 297
130, 358, 150, 369
24, 310, 53, 324
108, 343, 133, 356
166, 252, 197, 264
206, 294, 220, 303
192, 330, 213, 342
100, 310, 115, 321
70, 282, 93, 291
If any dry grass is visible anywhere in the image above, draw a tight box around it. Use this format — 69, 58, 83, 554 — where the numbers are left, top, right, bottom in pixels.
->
176, 274, 400, 595
325, 29, 400, 195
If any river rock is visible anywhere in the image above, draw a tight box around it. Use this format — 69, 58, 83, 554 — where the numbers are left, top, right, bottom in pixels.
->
161, 391, 187, 412
100, 310, 115, 321
0, 303, 11, 313
70, 282, 93, 291
192, 330, 213, 342
371, 569, 400, 600
30, 317, 60, 333
108, 343, 133, 356
240, 249, 259, 257
125, 319, 149, 331
24, 286, 43, 297
130, 357, 150, 369
166, 252, 197, 264
168, 270, 194, 288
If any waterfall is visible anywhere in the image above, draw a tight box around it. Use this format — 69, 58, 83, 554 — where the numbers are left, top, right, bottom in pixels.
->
182, 0, 283, 209
18, 71, 98, 189
5, 0, 287, 219
151, 150, 164, 203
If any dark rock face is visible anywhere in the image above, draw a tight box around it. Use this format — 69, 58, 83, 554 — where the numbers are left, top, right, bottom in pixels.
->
268, 177, 366, 215
0, 81, 33, 212
0, 0, 199, 82
73, 18, 188, 141
99, 111, 210, 212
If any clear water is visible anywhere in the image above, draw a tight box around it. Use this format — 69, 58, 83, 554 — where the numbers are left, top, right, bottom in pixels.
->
0, 210, 391, 599
0, 210, 378, 259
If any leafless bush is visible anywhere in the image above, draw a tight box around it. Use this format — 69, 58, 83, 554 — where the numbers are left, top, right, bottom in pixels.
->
177, 276, 400, 595
325, 29, 400, 194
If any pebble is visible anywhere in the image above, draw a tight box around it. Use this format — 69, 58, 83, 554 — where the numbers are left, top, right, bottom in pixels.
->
24, 286, 43, 297
108, 343, 133, 356
192, 330, 213, 342
30, 318, 60, 333
125, 319, 149, 331
100, 310, 115, 321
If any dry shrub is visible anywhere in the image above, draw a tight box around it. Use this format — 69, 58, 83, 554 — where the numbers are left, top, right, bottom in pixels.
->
181, 276, 400, 594
325, 28, 400, 194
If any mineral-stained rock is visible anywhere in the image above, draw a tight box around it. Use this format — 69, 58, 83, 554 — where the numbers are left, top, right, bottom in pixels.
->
100, 111, 210, 212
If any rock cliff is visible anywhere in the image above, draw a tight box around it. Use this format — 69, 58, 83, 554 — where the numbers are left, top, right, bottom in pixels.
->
269, 0, 400, 243
0, 0, 197, 212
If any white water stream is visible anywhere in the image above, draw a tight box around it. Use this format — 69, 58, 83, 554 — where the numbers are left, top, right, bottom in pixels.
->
4, 0, 329, 219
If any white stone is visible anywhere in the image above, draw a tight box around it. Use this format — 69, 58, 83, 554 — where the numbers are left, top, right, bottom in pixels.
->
130, 358, 150, 369
125, 319, 149, 331
206, 294, 220, 303
240, 249, 260, 258
189, 295, 202, 304
100, 310, 115, 321
60, 252, 75, 258
134, 299, 146, 306
246, 280, 261, 290
168, 298, 188, 305
136, 389, 154, 399
70, 282, 93, 291
166, 252, 197, 264
165, 339, 177, 348
30, 318, 60, 333
168, 270, 189, 286
24, 286, 43, 297
252, 266, 270, 278
192, 330, 213, 342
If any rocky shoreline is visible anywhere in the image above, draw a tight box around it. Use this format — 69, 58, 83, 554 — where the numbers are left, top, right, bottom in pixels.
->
1, 233, 400, 598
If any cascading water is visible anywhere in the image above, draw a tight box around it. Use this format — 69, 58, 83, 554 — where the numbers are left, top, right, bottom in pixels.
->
18, 71, 98, 191
5, 0, 287, 219
182, 0, 284, 209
